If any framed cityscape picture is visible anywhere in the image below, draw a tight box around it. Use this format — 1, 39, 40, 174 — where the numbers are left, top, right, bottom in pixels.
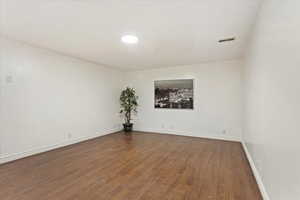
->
154, 79, 194, 109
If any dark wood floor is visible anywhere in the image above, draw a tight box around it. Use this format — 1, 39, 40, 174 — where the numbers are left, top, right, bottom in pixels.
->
0, 132, 262, 200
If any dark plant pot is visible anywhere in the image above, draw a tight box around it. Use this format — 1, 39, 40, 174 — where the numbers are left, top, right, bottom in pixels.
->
123, 123, 133, 132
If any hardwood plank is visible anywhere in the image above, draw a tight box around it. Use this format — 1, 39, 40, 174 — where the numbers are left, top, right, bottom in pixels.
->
0, 132, 262, 200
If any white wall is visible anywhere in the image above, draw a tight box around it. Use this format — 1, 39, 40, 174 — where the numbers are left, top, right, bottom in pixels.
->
0, 38, 244, 165
125, 60, 243, 141
0, 37, 123, 163
243, 0, 300, 199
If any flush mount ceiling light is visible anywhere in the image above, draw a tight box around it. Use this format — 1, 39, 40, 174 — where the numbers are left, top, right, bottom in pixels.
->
121, 35, 139, 44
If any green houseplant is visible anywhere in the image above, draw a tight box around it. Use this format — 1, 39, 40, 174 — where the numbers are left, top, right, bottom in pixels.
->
120, 87, 138, 132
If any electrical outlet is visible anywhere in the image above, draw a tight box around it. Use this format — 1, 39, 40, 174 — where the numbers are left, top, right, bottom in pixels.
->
256, 159, 262, 172
113, 124, 120, 129
222, 130, 227, 134
67, 133, 72, 139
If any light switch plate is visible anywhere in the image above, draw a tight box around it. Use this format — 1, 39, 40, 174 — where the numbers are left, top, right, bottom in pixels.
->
5, 75, 13, 84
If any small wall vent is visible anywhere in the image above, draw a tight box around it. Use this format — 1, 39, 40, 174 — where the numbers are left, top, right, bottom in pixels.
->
218, 37, 236, 43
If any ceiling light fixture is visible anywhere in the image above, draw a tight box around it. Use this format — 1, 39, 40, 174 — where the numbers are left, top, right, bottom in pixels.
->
121, 35, 139, 44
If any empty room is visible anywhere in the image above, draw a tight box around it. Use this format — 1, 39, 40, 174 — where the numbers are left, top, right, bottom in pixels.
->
0, 0, 299, 200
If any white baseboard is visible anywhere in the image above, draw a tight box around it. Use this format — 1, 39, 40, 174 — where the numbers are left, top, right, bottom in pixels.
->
134, 128, 241, 142
0, 128, 269, 200
0, 128, 121, 165
242, 141, 270, 200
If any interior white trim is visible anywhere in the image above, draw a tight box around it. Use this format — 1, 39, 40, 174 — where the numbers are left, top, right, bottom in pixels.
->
1, 128, 270, 199
0, 129, 121, 165
135, 128, 241, 142
242, 141, 271, 200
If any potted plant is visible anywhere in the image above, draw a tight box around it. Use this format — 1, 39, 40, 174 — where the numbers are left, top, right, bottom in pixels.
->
120, 87, 138, 132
